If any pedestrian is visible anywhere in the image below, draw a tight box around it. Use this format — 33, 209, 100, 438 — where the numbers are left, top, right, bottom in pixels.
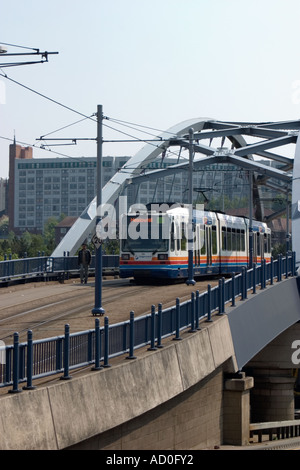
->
78, 242, 91, 284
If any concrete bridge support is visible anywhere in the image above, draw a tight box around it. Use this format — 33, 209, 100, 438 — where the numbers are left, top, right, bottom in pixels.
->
250, 368, 295, 422
246, 322, 300, 423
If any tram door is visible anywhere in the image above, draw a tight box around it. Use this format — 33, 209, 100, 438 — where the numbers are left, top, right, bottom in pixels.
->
206, 226, 213, 270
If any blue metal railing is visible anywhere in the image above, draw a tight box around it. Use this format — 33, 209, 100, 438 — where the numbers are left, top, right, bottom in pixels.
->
0, 252, 297, 392
0, 254, 119, 282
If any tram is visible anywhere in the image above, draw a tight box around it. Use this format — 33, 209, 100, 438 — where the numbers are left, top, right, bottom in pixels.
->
119, 203, 271, 281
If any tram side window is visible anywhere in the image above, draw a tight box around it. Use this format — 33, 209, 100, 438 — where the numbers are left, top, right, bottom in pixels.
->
181, 222, 187, 251
194, 226, 200, 265
212, 226, 217, 254
227, 228, 232, 251
264, 234, 267, 254
241, 229, 245, 251
171, 222, 175, 252
232, 229, 237, 251
176, 223, 180, 251
236, 229, 241, 252
222, 227, 227, 251
256, 233, 261, 256
200, 227, 206, 254
172, 222, 180, 252
264, 234, 270, 254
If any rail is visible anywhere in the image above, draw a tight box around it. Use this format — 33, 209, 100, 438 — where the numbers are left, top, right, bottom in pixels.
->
0, 254, 119, 283
250, 419, 300, 443
0, 252, 297, 392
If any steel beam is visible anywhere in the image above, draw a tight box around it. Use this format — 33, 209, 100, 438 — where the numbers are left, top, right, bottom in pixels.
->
234, 135, 297, 158
225, 155, 292, 182
191, 127, 245, 141
128, 152, 292, 185
254, 150, 294, 166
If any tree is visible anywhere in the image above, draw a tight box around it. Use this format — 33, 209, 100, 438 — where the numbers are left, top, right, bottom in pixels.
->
0, 216, 8, 236
43, 217, 59, 253
19, 231, 32, 256
30, 234, 47, 256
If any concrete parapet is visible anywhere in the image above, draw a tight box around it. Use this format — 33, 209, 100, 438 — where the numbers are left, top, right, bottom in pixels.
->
0, 315, 237, 450
0, 389, 57, 450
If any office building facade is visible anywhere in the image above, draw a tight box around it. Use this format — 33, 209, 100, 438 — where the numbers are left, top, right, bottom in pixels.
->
9, 143, 130, 233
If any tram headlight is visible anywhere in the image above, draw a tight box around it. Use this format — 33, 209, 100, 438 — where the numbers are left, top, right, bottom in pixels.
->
158, 254, 168, 260
121, 254, 130, 260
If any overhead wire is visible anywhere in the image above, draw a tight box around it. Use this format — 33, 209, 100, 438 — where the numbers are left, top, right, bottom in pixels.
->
0, 70, 183, 150
0, 71, 97, 122
0, 70, 191, 178
106, 116, 178, 137
1, 69, 292, 211
102, 119, 189, 171
0, 70, 175, 150
103, 121, 158, 143
0, 70, 177, 159
104, 116, 196, 178
3, 50, 285, 201
38, 115, 95, 139
0, 42, 39, 51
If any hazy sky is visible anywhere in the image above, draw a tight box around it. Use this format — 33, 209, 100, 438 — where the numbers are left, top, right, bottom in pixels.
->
1, 0, 300, 178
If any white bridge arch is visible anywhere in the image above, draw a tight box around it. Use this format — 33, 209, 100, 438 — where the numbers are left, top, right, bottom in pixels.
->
51, 118, 300, 267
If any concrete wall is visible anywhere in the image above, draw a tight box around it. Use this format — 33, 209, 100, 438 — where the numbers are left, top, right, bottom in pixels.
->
69, 366, 227, 450
0, 315, 237, 450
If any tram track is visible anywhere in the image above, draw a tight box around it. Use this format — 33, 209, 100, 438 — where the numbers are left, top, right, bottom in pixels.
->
0, 280, 152, 342
0, 277, 219, 344
0, 278, 134, 317
0, 283, 149, 326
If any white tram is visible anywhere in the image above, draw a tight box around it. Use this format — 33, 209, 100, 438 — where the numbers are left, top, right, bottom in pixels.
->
119, 203, 271, 281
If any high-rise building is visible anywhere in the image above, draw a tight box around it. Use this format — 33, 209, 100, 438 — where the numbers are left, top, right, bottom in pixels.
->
8, 141, 33, 231
8, 143, 130, 234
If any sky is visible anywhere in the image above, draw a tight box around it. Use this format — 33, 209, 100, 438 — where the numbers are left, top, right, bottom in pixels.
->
1, 0, 300, 178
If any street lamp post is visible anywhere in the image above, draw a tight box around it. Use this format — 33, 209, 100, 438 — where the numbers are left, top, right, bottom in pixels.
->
186, 128, 196, 286
92, 105, 105, 316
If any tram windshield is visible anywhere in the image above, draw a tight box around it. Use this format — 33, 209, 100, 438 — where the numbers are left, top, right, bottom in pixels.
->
121, 214, 169, 253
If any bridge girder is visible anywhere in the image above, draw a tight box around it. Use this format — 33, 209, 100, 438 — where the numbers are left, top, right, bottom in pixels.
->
52, 118, 300, 258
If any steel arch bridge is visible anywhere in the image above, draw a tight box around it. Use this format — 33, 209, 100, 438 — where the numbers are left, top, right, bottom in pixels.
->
51, 118, 300, 267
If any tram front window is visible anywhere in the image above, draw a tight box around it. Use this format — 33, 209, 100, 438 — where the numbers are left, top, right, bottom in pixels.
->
122, 237, 168, 253
121, 215, 169, 253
